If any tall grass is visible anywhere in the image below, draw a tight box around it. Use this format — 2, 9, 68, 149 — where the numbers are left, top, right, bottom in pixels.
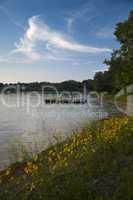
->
0, 116, 133, 200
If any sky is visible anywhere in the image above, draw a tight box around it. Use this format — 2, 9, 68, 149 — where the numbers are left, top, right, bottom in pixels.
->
0, 0, 132, 83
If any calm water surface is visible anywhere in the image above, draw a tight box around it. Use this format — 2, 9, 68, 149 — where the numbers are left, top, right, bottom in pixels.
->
0, 94, 117, 169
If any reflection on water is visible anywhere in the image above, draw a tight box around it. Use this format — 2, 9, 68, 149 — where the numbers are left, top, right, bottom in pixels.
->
0, 94, 119, 169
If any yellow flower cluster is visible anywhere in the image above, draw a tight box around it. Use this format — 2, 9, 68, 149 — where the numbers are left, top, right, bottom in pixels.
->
24, 161, 38, 175
47, 130, 93, 173
0, 168, 11, 184
47, 116, 133, 173
97, 116, 131, 142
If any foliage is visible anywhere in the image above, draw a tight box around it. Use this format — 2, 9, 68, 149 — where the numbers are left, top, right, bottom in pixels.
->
0, 116, 133, 200
0, 80, 83, 93
84, 10, 133, 93
104, 11, 133, 91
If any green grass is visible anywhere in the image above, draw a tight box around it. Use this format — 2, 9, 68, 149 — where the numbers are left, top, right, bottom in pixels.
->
0, 116, 133, 200
104, 94, 127, 103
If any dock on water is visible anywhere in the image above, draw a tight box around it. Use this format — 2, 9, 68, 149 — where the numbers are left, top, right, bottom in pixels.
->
44, 94, 87, 104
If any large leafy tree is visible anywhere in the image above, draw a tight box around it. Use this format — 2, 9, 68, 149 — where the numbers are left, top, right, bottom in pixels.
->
105, 11, 133, 90
93, 71, 114, 92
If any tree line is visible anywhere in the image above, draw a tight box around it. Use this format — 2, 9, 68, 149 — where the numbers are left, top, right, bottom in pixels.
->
85, 11, 133, 93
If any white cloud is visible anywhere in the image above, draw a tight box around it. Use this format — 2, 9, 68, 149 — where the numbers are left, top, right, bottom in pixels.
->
0, 15, 111, 64
13, 16, 111, 62
93, 68, 108, 73
72, 62, 80, 66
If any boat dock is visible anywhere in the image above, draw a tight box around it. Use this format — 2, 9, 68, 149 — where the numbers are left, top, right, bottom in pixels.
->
44, 94, 87, 104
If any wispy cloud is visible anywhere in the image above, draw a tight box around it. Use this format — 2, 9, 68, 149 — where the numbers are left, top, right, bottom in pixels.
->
12, 16, 111, 61
0, 15, 111, 64
66, 17, 74, 33
0, 5, 23, 29
96, 27, 115, 39
72, 60, 99, 66
65, 0, 98, 33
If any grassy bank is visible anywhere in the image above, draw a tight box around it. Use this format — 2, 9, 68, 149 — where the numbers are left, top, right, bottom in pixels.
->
103, 94, 127, 104
0, 116, 133, 200
103, 94, 128, 113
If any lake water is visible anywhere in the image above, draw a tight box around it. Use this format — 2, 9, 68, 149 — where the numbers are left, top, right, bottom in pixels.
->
0, 94, 118, 169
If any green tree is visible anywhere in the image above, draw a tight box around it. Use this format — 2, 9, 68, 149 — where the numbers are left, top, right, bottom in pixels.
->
105, 11, 133, 90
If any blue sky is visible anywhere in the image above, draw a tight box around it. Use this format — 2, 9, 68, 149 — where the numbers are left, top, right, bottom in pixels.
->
0, 0, 132, 83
